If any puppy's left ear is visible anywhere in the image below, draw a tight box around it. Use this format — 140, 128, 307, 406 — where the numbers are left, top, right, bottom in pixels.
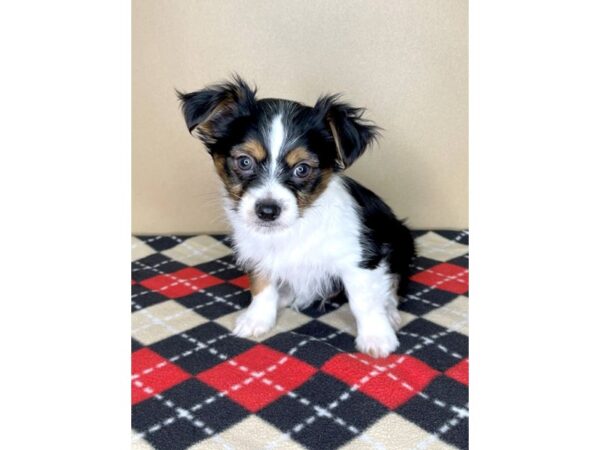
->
176, 75, 257, 147
314, 94, 380, 169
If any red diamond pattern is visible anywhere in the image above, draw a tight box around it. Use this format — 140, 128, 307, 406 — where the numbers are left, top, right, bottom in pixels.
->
229, 275, 250, 289
139, 267, 223, 298
197, 344, 317, 412
410, 262, 469, 294
131, 348, 191, 405
445, 358, 469, 385
322, 353, 439, 409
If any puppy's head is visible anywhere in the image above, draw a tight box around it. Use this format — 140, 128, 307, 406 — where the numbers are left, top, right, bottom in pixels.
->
178, 76, 378, 233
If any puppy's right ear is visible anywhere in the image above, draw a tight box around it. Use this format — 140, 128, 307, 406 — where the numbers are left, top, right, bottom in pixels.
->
177, 76, 256, 147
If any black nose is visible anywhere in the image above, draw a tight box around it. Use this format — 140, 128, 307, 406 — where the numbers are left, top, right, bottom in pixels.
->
255, 201, 281, 221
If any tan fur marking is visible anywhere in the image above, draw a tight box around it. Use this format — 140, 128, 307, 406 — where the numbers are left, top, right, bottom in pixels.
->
212, 154, 242, 201
285, 147, 317, 167
212, 154, 228, 180
328, 118, 346, 169
249, 272, 270, 297
194, 97, 235, 142
297, 168, 333, 211
236, 139, 267, 162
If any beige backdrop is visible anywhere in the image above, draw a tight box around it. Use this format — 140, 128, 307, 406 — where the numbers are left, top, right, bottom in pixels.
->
132, 0, 468, 233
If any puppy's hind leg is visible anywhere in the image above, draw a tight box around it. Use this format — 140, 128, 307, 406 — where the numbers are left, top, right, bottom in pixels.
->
386, 275, 403, 331
276, 283, 295, 309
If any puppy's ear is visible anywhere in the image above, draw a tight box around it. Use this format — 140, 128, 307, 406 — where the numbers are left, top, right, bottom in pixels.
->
314, 94, 380, 169
177, 75, 256, 147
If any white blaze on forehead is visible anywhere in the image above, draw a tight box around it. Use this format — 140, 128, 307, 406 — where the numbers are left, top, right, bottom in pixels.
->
268, 115, 285, 174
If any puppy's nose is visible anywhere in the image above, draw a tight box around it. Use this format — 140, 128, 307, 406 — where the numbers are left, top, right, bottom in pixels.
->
255, 201, 281, 221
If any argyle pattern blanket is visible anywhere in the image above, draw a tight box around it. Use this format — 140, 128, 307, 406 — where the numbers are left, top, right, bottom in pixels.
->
131, 231, 469, 450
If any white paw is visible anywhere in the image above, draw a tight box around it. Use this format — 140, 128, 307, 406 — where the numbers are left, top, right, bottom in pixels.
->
356, 328, 400, 358
233, 309, 276, 338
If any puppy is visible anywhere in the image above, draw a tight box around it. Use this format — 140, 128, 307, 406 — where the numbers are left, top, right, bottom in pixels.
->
178, 76, 415, 357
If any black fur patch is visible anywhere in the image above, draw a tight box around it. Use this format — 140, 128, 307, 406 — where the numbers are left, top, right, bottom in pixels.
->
342, 177, 416, 296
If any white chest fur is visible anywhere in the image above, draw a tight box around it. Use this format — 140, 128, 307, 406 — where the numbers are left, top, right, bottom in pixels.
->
225, 176, 364, 307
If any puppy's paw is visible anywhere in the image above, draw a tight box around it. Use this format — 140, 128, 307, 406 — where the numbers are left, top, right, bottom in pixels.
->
356, 328, 400, 358
233, 309, 276, 338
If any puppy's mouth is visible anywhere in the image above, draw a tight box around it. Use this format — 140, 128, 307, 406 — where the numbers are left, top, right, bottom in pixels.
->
250, 220, 290, 233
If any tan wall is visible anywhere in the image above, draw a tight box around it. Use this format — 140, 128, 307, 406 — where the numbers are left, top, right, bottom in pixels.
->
132, 0, 468, 233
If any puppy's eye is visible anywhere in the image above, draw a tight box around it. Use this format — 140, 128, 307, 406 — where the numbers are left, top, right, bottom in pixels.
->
293, 163, 312, 179
236, 155, 255, 172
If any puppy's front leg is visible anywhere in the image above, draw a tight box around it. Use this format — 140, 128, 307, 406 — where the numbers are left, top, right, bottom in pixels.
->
233, 272, 278, 338
343, 267, 400, 358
